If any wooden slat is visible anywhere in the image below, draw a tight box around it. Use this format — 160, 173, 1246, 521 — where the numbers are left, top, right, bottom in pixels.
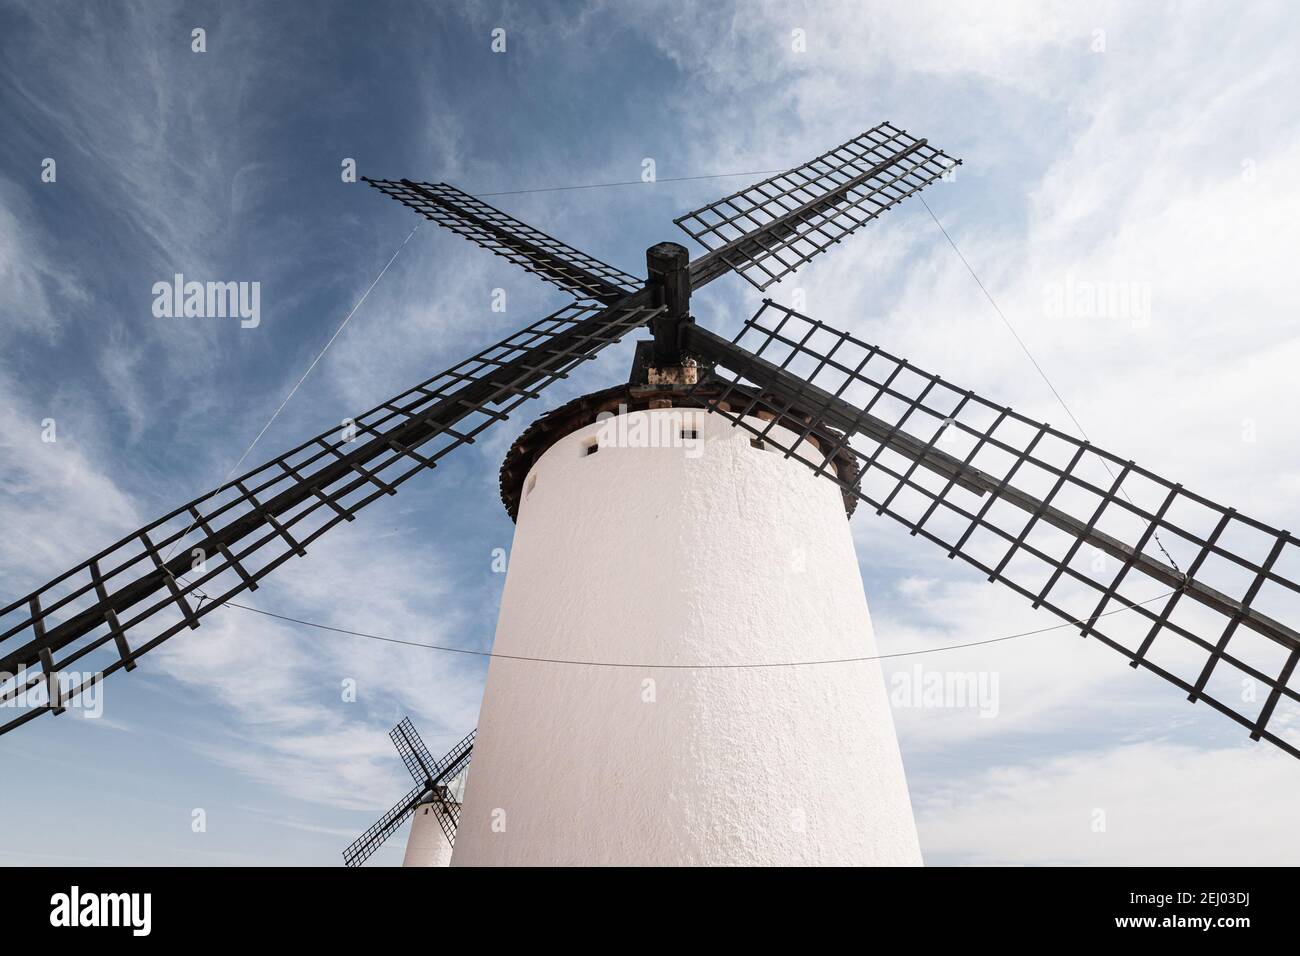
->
139, 530, 200, 629
90, 559, 136, 671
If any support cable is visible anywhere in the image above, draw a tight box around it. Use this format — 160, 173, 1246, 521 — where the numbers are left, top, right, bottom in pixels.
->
222, 590, 1177, 670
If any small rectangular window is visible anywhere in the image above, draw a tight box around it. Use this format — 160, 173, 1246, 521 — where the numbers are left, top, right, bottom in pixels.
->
584, 440, 599, 457
681, 428, 699, 441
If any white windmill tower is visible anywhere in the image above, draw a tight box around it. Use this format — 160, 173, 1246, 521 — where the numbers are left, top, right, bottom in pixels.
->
9, 122, 1300, 867
452, 291, 919, 865
350, 354, 920, 866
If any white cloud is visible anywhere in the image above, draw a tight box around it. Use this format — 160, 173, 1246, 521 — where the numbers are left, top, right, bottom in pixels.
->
917, 741, 1300, 864
149, 517, 485, 811
0, 374, 142, 586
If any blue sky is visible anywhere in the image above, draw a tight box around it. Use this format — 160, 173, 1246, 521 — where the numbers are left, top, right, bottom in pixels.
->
3, 0, 1300, 865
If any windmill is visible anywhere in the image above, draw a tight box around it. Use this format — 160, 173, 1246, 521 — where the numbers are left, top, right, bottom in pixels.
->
342, 719, 474, 867
3, 120, 1299, 863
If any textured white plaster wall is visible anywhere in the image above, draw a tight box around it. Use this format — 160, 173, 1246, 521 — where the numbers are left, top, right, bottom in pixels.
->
402, 802, 454, 867
453, 408, 921, 865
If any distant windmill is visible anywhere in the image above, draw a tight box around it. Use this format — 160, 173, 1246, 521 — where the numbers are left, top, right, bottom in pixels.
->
343, 719, 474, 867
5, 122, 1299, 865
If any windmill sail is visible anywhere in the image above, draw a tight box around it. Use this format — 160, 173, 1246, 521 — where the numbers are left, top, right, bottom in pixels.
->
343, 724, 475, 867
342, 782, 430, 869
390, 716, 442, 785
677, 121, 958, 291
365, 178, 641, 302
685, 300, 1300, 758
0, 299, 659, 735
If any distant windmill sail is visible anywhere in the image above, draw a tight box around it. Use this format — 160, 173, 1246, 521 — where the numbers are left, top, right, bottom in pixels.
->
343, 721, 474, 868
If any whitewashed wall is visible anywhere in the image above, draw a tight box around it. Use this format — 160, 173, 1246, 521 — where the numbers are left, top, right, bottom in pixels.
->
453, 408, 921, 866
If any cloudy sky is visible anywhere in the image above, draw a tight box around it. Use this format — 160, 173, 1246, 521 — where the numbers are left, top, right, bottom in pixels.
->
3, 0, 1300, 865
